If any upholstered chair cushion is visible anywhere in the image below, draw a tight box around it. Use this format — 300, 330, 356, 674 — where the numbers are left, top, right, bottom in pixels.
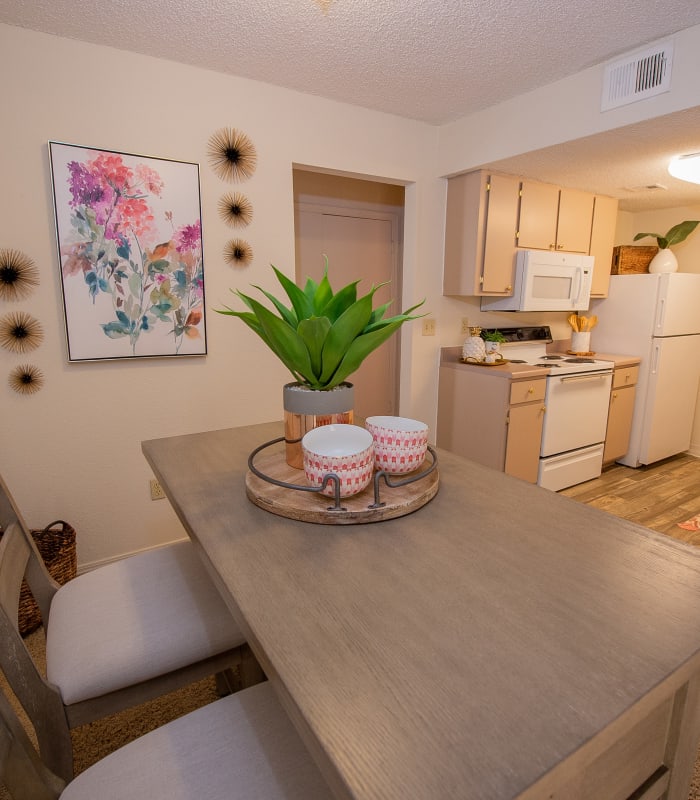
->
60, 682, 332, 800
46, 540, 243, 705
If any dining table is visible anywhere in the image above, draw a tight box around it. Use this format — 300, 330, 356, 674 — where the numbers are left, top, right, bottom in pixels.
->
142, 420, 700, 800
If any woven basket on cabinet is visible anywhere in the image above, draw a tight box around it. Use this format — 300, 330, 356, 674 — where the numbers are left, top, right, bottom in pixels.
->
0, 520, 77, 636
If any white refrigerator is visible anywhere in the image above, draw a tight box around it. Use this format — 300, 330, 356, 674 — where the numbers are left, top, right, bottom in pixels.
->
591, 273, 700, 467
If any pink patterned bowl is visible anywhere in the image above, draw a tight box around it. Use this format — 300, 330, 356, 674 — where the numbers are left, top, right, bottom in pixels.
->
302, 424, 374, 498
365, 416, 429, 475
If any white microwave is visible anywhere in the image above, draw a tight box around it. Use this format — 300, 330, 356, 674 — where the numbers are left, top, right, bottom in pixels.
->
480, 250, 594, 312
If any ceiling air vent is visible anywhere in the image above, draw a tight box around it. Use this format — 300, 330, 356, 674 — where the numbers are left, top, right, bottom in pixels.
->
601, 39, 674, 111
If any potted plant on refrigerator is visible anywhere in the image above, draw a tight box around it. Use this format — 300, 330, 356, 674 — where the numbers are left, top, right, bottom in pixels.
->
633, 220, 699, 274
217, 259, 425, 466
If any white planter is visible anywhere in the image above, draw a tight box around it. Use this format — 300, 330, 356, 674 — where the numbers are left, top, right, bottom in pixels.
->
571, 331, 591, 354
648, 248, 678, 274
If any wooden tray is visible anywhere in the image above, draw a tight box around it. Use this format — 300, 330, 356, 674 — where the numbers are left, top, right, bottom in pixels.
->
459, 357, 508, 367
246, 440, 439, 525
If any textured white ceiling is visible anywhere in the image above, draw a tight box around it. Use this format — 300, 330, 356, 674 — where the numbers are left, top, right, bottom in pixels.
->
2, 0, 700, 209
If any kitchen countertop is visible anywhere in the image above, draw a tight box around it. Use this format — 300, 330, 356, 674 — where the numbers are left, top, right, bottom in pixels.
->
440, 346, 641, 379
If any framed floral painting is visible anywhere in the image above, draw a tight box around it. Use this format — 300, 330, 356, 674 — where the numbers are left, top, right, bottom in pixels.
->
49, 141, 207, 361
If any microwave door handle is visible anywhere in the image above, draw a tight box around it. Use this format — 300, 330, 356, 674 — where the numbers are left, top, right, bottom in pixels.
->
572, 267, 583, 304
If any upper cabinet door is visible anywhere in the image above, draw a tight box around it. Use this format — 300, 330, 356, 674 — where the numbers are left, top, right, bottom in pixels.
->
482, 173, 520, 294
589, 194, 619, 297
517, 180, 559, 250
556, 188, 594, 253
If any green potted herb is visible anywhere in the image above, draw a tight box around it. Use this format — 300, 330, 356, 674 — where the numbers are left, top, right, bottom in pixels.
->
481, 329, 506, 357
634, 220, 699, 273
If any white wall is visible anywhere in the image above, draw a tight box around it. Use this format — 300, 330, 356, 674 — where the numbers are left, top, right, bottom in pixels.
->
3, 22, 699, 567
0, 24, 441, 567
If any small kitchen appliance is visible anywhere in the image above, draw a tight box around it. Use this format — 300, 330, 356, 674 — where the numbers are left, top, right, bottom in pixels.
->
480, 250, 594, 312
487, 326, 614, 491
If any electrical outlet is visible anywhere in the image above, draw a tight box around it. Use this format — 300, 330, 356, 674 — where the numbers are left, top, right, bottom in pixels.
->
422, 318, 436, 336
149, 478, 166, 501
461, 317, 471, 335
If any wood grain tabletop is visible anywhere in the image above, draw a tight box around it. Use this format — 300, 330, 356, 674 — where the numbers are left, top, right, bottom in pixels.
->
142, 422, 700, 800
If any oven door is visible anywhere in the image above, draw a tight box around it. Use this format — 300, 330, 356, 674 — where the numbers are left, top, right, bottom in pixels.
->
541, 370, 613, 457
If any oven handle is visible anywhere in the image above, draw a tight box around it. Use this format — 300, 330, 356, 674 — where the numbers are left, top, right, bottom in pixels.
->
559, 373, 611, 383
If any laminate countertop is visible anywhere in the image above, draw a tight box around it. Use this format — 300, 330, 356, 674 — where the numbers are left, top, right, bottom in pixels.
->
143, 422, 700, 800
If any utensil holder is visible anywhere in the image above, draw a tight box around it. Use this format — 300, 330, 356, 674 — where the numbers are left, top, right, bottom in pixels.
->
571, 331, 591, 353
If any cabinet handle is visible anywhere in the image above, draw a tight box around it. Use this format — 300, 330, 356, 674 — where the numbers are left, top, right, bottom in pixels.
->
612, 392, 618, 399
527, 387, 534, 394
556, 243, 564, 250
505, 284, 512, 292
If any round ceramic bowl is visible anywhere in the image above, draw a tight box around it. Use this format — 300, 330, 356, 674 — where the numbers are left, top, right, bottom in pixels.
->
365, 416, 429, 475
302, 424, 374, 498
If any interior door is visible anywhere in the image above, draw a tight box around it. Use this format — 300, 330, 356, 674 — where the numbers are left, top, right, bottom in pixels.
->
295, 204, 399, 419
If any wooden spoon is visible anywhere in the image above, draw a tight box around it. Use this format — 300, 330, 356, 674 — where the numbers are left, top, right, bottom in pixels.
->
587, 315, 598, 330
568, 313, 579, 331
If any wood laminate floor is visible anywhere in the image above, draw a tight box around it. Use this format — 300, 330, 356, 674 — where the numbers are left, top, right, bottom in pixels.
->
560, 453, 700, 547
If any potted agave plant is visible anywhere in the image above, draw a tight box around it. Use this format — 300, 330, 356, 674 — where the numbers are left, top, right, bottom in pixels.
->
633, 220, 699, 274
217, 260, 424, 466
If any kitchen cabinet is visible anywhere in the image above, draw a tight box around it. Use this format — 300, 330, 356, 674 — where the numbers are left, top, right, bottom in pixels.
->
603, 364, 639, 465
518, 180, 594, 253
444, 170, 617, 298
437, 351, 546, 482
504, 379, 547, 482
443, 170, 520, 296
589, 194, 619, 298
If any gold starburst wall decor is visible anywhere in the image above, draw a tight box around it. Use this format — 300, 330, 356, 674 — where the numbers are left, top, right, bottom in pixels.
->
218, 192, 253, 228
224, 239, 253, 268
0, 248, 40, 301
0, 311, 44, 353
8, 363, 44, 395
207, 128, 257, 182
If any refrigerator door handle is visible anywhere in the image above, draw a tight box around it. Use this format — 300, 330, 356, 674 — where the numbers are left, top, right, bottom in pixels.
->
651, 342, 660, 374
655, 296, 666, 332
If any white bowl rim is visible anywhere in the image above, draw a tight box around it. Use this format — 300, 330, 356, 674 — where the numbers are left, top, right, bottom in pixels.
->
302, 424, 373, 458
365, 416, 428, 433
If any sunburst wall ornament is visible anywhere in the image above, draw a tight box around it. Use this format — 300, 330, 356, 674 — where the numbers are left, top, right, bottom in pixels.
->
0, 248, 40, 301
218, 192, 253, 228
0, 311, 44, 353
207, 128, 257, 182
224, 239, 253, 268
8, 363, 44, 395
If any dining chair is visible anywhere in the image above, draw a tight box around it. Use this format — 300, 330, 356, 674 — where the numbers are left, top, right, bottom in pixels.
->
0, 678, 333, 800
0, 473, 263, 782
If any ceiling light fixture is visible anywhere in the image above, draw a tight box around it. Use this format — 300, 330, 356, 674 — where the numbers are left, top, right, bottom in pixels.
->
668, 152, 700, 185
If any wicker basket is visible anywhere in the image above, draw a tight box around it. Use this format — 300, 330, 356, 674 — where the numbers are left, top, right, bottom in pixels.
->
611, 245, 659, 274
0, 520, 77, 636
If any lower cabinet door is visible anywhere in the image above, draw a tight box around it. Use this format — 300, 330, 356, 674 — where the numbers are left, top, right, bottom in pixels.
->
604, 385, 636, 464
505, 402, 545, 482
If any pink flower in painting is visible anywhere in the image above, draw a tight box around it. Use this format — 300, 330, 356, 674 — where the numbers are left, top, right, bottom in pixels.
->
67, 153, 162, 242
174, 220, 202, 254
135, 164, 164, 197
